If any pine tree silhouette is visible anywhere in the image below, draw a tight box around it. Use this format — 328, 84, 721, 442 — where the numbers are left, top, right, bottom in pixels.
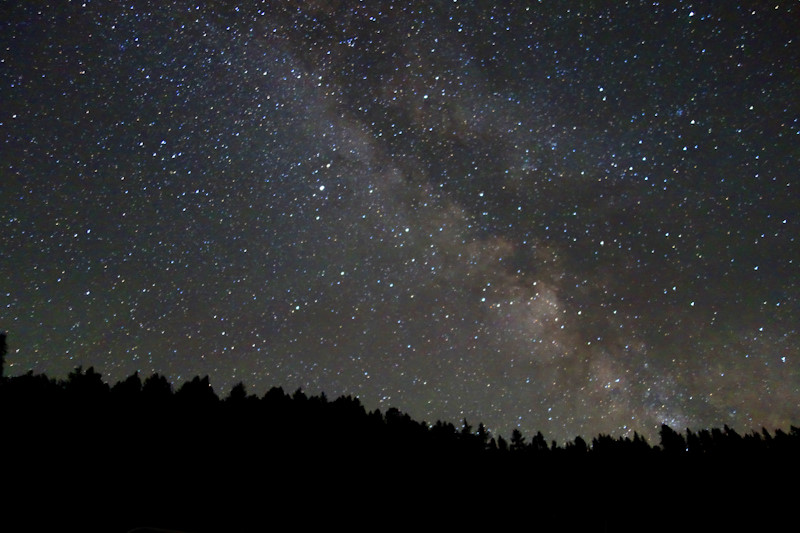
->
0, 331, 7, 379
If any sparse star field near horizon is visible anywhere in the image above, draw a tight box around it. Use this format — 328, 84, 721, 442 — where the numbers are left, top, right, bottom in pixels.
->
2, 1, 798, 443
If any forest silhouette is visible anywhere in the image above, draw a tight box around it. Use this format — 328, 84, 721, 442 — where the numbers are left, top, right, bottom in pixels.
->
1, 332, 797, 532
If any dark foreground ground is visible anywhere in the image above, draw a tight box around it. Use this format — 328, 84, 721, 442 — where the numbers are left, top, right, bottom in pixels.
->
4, 435, 795, 533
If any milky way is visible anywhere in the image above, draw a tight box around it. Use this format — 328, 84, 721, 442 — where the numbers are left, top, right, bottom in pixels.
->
3, 1, 798, 442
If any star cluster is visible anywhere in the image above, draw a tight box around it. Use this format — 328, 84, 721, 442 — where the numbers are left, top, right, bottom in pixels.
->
2, 1, 798, 442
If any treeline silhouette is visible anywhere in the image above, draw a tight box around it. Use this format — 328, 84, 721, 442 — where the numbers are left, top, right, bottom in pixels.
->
5, 365, 799, 458
2, 362, 799, 532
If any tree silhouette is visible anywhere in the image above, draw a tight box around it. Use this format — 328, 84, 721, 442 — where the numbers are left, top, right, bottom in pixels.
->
461, 418, 473, 438
476, 422, 490, 450
111, 371, 142, 399
64, 366, 109, 400
0, 331, 7, 379
659, 424, 686, 455
510, 428, 526, 451
570, 435, 588, 454
141, 372, 173, 403
176, 375, 218, 405
686, 428, 701, 454
227, 381, 248, 403
497, 435, 508, 452
530, 431, 548, 453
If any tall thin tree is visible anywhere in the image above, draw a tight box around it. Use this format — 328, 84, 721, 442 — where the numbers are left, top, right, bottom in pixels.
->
0, 331, 6, 379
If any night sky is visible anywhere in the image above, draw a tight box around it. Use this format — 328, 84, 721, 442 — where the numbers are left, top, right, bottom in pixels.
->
3, 1, 798, 443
